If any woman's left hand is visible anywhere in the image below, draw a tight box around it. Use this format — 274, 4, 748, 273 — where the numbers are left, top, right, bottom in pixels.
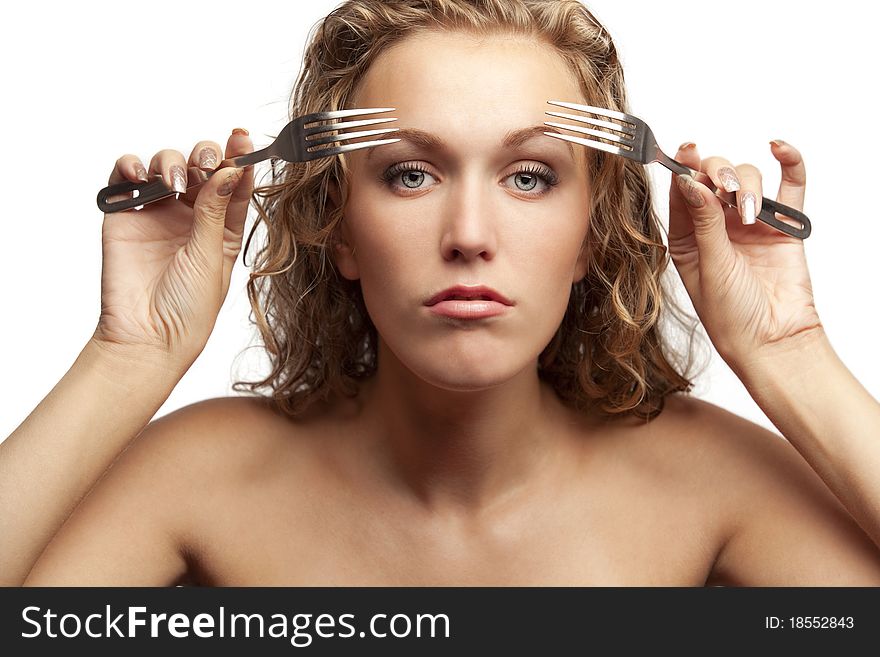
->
667, 140, 825, 372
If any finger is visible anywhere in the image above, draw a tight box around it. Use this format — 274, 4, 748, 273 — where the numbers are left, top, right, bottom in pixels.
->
221, 127, 255, 235
178, 140, 225, 205
769, 139, 806, 211
732, 163, 762, 226
188, 140, 223, 173
148, 149, 189, 195
668, 142, 701, 242
108, 154, 150, 185
190, 166, 246, 266
699, 155, 742, 194
687, 152, 764, 228
673, 170, 737, 269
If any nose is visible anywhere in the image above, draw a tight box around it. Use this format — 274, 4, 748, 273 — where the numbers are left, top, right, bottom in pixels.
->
438, 172, 499, 263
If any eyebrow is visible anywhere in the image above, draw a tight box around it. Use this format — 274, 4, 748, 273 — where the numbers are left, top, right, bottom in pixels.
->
365, 124, 576, 161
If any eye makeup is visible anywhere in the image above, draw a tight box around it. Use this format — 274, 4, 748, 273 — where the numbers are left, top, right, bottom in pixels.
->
378, 160, 560, 197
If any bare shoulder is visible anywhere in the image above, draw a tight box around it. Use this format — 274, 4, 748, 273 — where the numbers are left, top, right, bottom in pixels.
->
651, 393, 849, 514
651, 393, 880, 585
593, 393, 772, 483
145, 395, 321, 485
635, 392, 816, 481
23, 395, 295, 585
152, 395, 288, 457
645, 393, 848, 525
641, 392, 785, 468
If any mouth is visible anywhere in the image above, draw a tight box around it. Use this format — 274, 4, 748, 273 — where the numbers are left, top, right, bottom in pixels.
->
424, 284, 514, 321
424, 284, 514, 307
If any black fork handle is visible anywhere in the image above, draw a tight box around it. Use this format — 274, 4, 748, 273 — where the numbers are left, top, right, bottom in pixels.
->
711, 186, 811, 239
97, 176, 176, 213
669, 157, 811, 240
755, 198, 811, 239
96, 168, 212, 214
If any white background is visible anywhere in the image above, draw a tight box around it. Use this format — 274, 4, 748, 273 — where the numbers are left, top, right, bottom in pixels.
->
1, 0, 878, 440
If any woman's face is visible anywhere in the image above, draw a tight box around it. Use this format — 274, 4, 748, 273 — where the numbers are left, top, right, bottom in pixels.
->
336, 30, 592, 391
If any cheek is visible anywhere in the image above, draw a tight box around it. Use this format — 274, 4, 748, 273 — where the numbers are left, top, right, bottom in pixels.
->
524, 240, 580, 308
525, 224, 589, 328
345, 210, 429, 315
525, 206, 589, 277
344, 178, 425, 270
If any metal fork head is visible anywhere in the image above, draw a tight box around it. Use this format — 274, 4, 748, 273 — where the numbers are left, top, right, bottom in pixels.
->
542, 100, 656, 166
287, 107, 400, 163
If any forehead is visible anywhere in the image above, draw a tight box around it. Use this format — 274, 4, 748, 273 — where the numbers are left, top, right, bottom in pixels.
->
351, 31, 585, 137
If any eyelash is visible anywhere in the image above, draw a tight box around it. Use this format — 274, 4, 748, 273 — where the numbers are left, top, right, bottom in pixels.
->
379, 161, 560, 197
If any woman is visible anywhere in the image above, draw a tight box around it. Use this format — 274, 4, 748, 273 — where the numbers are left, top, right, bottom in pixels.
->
3, 0, 880, 585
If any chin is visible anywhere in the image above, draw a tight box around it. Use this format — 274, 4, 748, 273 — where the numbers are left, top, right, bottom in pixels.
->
374, 320, 543, 392
403, 348, 533, 393
416, 371, 513, 393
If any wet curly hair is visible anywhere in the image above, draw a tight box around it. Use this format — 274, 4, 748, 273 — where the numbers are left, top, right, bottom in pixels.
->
232, 0, 708, 421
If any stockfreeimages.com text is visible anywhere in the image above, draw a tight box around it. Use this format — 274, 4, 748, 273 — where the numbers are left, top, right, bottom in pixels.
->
21, 605, 451, 647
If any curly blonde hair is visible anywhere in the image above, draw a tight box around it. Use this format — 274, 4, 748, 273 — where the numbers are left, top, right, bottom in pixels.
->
232, 0, 706, 421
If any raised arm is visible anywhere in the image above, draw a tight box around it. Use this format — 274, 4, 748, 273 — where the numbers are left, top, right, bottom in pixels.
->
665, 139, 880, 583
1, 344, 185, 585
691, 385, 880, 586
735, 330, 880, 551
0, 129, 254, 585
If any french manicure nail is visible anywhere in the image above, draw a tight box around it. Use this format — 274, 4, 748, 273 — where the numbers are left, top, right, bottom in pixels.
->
717, 167, 741, 193
170, 165, 187, 194
741, 191, 757, 225
198, 147, 218, 170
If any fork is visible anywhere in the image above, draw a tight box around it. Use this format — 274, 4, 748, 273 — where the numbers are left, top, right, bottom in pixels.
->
96, 108, 400, 213
543, 100, 811, 239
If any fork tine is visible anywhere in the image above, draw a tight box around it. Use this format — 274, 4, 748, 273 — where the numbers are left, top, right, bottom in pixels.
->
306, 127, 399, 148
305, 138, 402, 160
546, 100, 637, 127
303, 117, 397, 137
544, 121, 634, 148
545, 111, 634, 137
298, 107, 396, 124
543, 131, 630, 157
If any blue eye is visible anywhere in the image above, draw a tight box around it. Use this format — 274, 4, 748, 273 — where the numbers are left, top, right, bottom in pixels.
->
380, 162, 435, 193
400, 170, 426, 188
512, 171, 540, 192
380, 161, 559, 197
506, 165, 559, 195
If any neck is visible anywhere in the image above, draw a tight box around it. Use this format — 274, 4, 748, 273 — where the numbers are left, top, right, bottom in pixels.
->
357, 338, 572, 514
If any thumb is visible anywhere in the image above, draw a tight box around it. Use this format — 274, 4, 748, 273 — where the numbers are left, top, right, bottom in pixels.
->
674, 173, 737, 268
190, 166, 244, 258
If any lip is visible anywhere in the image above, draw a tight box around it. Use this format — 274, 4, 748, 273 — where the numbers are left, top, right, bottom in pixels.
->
427, 299, 511, 320
424, 284, 514, 307
424, 284, 514, 321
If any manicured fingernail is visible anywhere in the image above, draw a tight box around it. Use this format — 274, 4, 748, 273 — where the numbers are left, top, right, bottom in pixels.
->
741, 191, 757, 225
678, 142, 696, 151
717, 166, 740, 193
198, 147, 218, 170
770, 139, 786, 147
232, 127, 249, 136
133, 163, 149, 182
170, 165, 187, 194
217, 168, 243, 196
676, 174, 705, 208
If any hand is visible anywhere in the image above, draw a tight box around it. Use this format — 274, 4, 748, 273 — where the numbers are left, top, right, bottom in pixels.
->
91, 129, 255, 368
667, 140, 825, 371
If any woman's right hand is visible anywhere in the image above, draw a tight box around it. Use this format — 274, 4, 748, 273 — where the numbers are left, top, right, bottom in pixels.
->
90, 129, 255, 369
